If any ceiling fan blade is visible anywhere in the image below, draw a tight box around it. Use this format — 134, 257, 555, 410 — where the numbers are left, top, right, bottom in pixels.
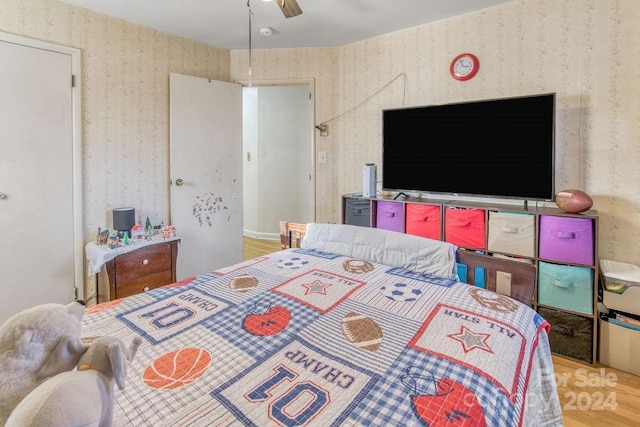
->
276, 0, 302, 18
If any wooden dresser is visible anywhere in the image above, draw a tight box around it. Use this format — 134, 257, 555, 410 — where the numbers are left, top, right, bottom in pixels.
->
105, 239, 180, 300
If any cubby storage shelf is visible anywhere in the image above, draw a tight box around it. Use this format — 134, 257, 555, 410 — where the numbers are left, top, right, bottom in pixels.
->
342, 193, 599, 364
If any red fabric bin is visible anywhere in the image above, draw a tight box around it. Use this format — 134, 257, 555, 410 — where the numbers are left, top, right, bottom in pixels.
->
405, 204, 441, 240
444, 207, 486, 249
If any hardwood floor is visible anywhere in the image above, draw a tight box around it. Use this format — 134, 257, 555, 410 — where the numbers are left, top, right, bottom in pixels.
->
243, 236, 281, 260
243, 236, 640, 426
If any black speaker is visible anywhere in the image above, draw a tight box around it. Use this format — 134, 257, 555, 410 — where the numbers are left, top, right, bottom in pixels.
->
113, 207, 135, 237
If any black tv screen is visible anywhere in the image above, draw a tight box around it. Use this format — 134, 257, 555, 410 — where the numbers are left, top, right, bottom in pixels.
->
382, 94, 555, 200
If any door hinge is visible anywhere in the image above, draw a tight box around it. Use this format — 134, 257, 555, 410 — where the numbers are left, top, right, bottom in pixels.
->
71, 74, 76, 88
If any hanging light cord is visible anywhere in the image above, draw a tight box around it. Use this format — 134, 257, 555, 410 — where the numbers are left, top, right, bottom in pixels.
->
318, 73, 408, 126
247, 0, 253, 85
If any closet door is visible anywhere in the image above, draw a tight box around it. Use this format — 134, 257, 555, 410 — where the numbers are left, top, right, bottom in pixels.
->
0, 36, 78, 323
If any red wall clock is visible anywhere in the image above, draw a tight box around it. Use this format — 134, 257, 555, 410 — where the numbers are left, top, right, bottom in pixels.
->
450, 53, 480, 81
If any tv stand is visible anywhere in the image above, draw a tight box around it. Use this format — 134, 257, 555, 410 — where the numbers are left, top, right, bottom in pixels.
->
341, 193, 599, 365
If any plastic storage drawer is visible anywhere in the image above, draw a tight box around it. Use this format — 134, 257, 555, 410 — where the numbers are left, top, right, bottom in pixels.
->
487, 211, 535, 257
344, 198, 371, 227
405, 204, 441, 240
538, 261, 593, 314
376, 201, 404, 232
539, 215, 594, 265
444, 208, 486, 249
538, 307, 593, 363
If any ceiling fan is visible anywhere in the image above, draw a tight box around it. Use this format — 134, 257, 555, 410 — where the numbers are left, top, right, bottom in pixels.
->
275, 0, 303, 18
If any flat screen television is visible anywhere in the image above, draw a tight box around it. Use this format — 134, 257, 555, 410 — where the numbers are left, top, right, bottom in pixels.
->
382, 93, 556, 201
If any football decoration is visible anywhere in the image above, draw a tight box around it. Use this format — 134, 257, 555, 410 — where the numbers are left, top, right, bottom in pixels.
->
380, 283, 423, 302
142, 347, 212, 390
554, 189, 593, 213
230, 275, 259, 292
340, 312, 384, 351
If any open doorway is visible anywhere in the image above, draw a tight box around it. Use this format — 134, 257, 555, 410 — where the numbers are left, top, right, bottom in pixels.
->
242, 83, 315, 240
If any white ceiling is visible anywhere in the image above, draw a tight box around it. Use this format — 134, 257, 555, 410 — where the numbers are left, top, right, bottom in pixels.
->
59, 0, 516, 50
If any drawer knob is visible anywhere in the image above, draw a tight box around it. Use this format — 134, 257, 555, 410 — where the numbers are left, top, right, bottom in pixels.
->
142, 259, 149, 265
143, 286, 150, 292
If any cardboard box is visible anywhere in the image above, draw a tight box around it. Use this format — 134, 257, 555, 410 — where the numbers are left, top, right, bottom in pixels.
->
599, 319, 640, 375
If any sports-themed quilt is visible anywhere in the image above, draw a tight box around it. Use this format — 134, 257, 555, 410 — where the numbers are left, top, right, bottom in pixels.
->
82, 248, 562, 426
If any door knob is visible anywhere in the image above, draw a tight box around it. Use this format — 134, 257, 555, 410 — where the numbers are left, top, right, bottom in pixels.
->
0, 192, 7, 199
175, 179, 185, 187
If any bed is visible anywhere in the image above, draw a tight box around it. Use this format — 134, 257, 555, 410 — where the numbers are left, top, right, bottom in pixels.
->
82, 222, 562, 426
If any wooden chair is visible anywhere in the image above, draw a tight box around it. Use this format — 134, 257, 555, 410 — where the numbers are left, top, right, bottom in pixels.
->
279, 221, 308, 249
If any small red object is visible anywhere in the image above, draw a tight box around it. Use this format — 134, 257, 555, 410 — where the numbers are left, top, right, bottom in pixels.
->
554, 189, 593, 213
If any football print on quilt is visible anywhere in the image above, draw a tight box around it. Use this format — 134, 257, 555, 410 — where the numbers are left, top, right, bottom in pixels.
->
340, 312, 384, 351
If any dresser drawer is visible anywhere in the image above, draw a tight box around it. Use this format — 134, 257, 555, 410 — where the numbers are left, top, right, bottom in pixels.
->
115, 270, 174, 299
115, 243, 172, 283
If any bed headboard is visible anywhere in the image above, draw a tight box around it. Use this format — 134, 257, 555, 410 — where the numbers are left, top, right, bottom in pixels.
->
278, 221, 535, 306
279, 221, 308, 249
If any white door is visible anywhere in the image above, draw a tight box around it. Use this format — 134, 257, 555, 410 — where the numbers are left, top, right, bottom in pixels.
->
0, 37, 78, 323
170, 74, 243, 280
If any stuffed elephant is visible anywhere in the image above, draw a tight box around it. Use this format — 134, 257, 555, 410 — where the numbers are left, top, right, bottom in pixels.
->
7, 335, 142, 427
0, 301, 86, 425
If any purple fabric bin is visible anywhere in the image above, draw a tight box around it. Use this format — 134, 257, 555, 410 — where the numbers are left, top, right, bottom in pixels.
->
376, 201, 405, 232
539, 216, 594, 265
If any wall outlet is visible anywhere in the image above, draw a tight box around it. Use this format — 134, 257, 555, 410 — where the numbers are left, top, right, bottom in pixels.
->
318, 151, 327, 164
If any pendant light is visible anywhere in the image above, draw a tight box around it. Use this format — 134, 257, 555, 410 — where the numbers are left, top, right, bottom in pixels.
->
247, 0, 253, 87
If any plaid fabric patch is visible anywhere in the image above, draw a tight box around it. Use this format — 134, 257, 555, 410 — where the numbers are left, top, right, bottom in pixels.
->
346, 347, 517, 426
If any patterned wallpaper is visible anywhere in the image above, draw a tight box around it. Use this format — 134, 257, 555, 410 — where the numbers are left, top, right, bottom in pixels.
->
2, 0, 639, 301
331, 0, 640, 265
0, 0, 229, 234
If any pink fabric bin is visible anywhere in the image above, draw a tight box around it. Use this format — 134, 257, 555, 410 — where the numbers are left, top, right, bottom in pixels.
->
375, 201, 405, 232
444, 208, 486, 249
539, 215, 594, 265
405, 204, 441, 240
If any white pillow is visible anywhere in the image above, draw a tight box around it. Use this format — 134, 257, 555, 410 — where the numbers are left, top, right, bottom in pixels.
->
301, 223, 458, 280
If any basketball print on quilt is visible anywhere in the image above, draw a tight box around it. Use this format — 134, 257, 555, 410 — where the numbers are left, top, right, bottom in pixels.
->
340, 312, 383, 351
143, 347, 212, 390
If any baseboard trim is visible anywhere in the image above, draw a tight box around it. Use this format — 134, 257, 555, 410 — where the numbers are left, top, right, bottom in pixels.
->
243, 229, 279, 241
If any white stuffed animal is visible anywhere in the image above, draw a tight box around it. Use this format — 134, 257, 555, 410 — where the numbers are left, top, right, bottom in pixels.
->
0, 301, 86, 425
7, 335, 142, 427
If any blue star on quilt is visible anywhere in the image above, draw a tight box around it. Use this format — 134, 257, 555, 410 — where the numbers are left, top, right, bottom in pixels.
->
447, 326, 493, 354
302, 280, 332, 295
